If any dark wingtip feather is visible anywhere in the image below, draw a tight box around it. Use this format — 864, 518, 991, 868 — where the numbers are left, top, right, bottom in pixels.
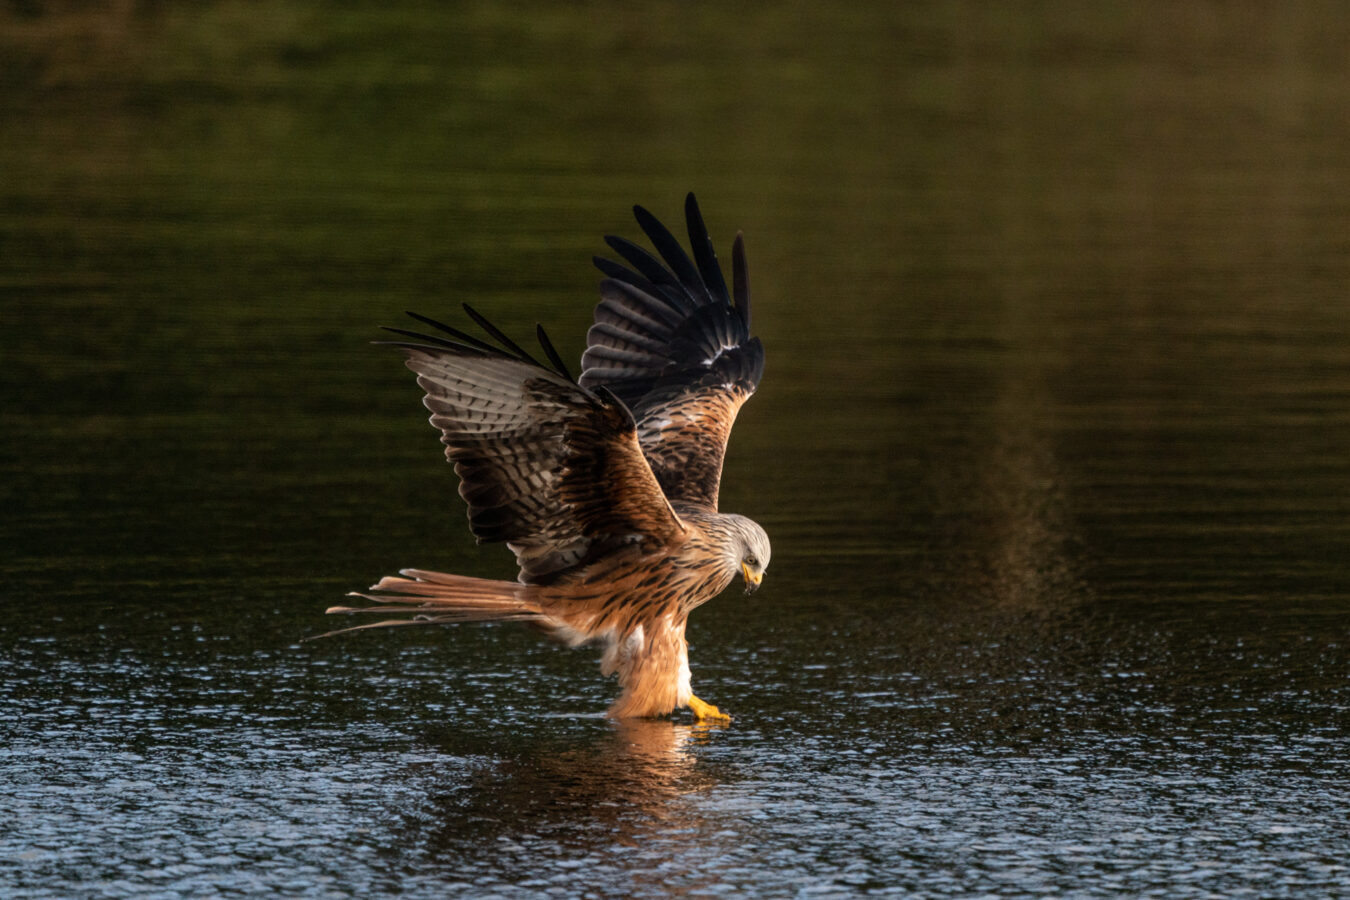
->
603, 235, 689, 300
732, 232, 750, 328
403, 310, 499, 354
461, 302, 544, 369
394, 307, 577, 378
633, 203, 704, 297
535, 323, 574, 382
378, 326, 491, 354
684, 192, 731, 306
593, 255, 637, 283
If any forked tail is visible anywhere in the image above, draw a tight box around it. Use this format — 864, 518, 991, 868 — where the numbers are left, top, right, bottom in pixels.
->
307, 569, 544, 640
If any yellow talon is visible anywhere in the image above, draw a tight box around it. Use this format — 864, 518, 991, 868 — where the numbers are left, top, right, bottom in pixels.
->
688, 694, 732, 722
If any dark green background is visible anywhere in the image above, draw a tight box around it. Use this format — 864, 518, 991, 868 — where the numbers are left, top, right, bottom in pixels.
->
4, 3, 1348, 897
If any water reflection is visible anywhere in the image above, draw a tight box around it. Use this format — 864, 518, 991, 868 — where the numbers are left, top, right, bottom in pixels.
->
910, 362, 1084, 624
407, 720, 734, 891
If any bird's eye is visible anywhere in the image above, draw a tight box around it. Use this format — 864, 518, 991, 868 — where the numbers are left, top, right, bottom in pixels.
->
745, 555, 759, 567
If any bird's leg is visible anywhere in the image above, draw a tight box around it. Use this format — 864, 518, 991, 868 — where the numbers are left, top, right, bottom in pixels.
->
688, 694, 731, 722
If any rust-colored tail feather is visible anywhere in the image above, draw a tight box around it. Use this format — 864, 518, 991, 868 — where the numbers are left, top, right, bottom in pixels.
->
306, 569, 544, 640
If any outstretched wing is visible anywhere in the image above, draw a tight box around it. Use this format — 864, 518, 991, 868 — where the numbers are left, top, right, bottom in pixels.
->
385, 306, 685, 585
581, 193, 764, 511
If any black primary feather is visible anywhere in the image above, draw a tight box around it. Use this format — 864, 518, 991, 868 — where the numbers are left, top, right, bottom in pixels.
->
732, 233, 750, 328
684, 193, 731, 306
535, 324, 574, 382
387, 309, 572, 381
602, 235, 697, 311
592, 255, 685, 320
582, 196, 763, 424
461, 302, 544, 369
377, 327, 486, 354
633, 204, 706, 300
403, 310, 501, 355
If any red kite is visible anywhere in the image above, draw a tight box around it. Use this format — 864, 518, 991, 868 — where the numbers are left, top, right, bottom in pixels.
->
325, 195, 768, 721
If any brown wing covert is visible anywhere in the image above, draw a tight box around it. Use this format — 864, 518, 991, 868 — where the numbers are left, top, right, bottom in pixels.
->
385, 307, 684, 584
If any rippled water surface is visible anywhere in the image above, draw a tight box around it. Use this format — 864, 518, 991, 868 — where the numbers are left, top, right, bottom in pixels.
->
4, 3, 1350, 897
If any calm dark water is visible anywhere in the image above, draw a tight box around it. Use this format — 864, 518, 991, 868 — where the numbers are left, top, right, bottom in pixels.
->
4, 3, 1350, 897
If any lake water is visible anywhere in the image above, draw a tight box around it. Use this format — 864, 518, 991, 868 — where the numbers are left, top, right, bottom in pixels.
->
3, 3, 1349, 897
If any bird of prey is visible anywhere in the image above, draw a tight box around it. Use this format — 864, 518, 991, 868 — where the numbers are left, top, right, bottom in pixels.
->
325, 194, 768, 721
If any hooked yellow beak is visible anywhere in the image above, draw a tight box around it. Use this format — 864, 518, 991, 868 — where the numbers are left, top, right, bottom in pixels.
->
741, 562, 763, 595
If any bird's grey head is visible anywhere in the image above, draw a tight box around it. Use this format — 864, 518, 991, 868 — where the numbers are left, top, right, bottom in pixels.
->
724, 514, 771, 595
